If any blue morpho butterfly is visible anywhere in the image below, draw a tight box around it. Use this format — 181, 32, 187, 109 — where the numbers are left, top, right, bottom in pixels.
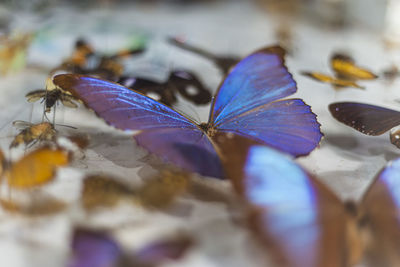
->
68, 228, 192, 267
221, 138, 400, 267
53, 46, 323, 179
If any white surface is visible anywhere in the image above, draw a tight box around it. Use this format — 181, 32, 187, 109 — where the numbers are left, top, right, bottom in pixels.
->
0, 1, 398, 266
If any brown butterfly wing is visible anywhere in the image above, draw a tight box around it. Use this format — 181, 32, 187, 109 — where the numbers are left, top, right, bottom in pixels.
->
329, 102, 400, 136
359, 159, 400, 266
213, 132, 349, 267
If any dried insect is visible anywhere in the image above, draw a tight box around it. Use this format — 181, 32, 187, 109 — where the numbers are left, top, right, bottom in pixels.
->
26, 78, 79, 113
10, 121, 56, 148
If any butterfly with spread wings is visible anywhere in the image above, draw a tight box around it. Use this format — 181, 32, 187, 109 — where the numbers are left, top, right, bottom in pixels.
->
220, 142, 400, 267
53, 45, 323, 179
329, 102, 400, 149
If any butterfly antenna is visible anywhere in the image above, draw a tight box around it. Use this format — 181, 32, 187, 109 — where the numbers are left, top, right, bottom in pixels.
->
54, 123, 77, 130
207, 96, 215, 123
52, 105, 56, 125
28, 103, 33, 123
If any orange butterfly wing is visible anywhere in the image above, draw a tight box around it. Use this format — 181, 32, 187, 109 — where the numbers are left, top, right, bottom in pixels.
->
5, 147, 70, 189
331, 54, 378, 80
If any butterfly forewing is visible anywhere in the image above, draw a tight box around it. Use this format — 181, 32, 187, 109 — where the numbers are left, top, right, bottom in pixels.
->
360, 158, 400, 266
235, 145, 348, 267
329, 102, 400, 136
211, 46, 296, 124
53, 74, 196, 131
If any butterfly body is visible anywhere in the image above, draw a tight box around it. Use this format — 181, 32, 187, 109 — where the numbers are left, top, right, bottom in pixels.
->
54, 46, 322, 178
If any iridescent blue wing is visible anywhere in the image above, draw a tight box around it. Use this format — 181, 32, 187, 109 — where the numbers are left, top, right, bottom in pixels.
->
53, 74, 195, 130
361, 158, 400, 266
68, 229, 122, 267
210, 47, 322, 156
329, 102, 400, 135
235, 145, 347, 267
53, 74, 223, 178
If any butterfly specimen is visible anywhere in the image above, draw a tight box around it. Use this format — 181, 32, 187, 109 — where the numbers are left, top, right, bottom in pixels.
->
0, 146, 70, 189
117, 69, 212, 106
81, 170, 188, 210
25, 78, 79, 113
68, 228, 192, 267
10, 121, 56, 148
0, 32, 31, 75
301, 52, 378, 89
168, 36, 240, 74
0, 193, 66, 216
53, 45, 323, 179
329, 102, 400, 149
222, 143, 400, 267
52, 38, 145, 81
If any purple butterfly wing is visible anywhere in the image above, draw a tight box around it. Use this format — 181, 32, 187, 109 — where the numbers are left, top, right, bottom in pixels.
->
238, 146, 347, 267
135, 128, 223, 178
210, 47, 322, 156
53, 74, 223, 178
68, 229, 121, 267
53, 75, 195, 130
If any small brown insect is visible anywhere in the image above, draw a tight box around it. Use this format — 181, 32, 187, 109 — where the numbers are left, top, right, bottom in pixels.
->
25, 78, 79, 113
10, 121, 56, 148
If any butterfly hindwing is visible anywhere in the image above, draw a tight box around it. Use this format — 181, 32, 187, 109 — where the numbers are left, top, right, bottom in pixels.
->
329, 102, 400, 136
216, 98, 322, 156
135, 128, 223, 178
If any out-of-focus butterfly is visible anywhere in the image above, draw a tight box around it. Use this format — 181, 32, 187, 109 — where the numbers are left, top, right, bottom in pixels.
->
301, 72, 364, 89
329, 102, 400, 149
25, 78, 79, 113
301, 52, 378, 89
222, 143, 400, 267
168, 36, 240, 74
0, 146, 70, 189
331, 53, 378, 81
81, 169, 188, 211
53, 46, 323, 179
53, 38, 145, 81
0, 32, 31, 75
117, 69, 212, 106
382, 64, 400, 83
0, 193, 66, 216
68, 228, 193, 267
